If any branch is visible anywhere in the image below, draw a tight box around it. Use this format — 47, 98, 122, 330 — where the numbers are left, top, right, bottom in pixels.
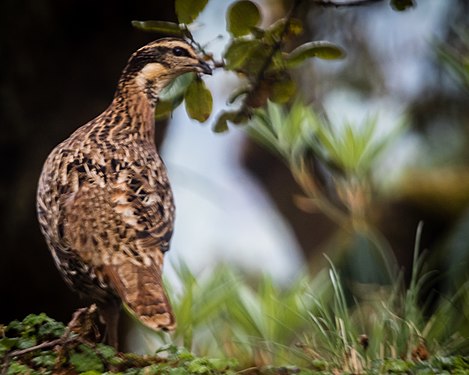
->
239, 0, 303, 116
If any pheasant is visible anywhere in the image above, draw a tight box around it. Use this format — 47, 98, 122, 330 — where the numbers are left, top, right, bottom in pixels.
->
36, 38, 212, 348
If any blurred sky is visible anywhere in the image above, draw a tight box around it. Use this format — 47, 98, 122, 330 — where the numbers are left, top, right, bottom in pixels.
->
163, 0, 304, 284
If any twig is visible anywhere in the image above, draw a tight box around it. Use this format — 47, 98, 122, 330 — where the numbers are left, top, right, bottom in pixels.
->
239, 0, 303, 116
236, 366, 260, 374
182, 26, 225, 68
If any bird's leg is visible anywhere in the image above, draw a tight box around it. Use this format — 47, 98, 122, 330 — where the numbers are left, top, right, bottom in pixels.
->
98, 301, 121, 350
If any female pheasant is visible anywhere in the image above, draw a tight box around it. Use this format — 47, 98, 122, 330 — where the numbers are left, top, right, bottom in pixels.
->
36, 38, 212, 348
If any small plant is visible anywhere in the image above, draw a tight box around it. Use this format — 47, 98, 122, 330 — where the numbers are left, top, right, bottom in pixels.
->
158, 226, 469, 372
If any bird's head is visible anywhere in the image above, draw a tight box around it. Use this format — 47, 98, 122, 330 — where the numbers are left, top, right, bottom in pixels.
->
120, 38, 212, 101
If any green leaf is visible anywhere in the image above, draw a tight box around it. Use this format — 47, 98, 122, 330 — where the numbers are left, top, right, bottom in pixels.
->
175, 0, 208, 24
227, 86, 250, 104
213, 110, 248, 132
270, 78, 297, 104
17, 336, 36, 349
95, 343, 117, 360
131, 20, 184, 36
155, 98, 181, 120
38, 319, 65, 339
5, 361, 33, 375
159, 73, 195, 102
156, 73, 195, 120
267, 18, 303, 40
224, 39, 261, 70
227, 0, 261, 37
213, 112, 230, 133
213, 111, 236, 133
286, 41, 346, 67
70, 345, 104, 373
184, 78, 213, 122
31, 351, 57, 367
0, 337, 18, 355
224, 38, 273, 75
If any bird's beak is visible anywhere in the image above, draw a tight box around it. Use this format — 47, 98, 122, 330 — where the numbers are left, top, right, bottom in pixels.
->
197, 59, 212, 75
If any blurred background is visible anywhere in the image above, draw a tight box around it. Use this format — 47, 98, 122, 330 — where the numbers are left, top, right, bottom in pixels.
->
1, 0, 469, 326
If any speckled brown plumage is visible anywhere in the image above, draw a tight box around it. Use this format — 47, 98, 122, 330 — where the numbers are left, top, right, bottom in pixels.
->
36, 38, 211, 348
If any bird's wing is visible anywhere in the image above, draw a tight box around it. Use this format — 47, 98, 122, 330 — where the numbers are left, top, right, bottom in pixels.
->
59, 151, 174, 261
58, 153, 176, 330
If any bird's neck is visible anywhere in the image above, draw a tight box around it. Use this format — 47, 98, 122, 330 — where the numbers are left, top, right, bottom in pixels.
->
105, 75, 170, 142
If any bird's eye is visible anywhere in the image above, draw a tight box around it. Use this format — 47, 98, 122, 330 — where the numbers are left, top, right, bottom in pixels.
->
172, 47, 189, 57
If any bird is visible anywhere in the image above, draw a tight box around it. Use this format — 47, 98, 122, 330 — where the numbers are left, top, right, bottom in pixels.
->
36, 38, 212, 349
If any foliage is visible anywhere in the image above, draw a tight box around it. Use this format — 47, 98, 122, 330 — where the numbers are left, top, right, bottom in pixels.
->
246, 100, 405, 234
160, 237, 469, 372
131, 0, 414, 128
132, 0, 345, 127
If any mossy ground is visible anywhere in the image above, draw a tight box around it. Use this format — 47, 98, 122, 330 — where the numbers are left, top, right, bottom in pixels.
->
1, 311, 469, 374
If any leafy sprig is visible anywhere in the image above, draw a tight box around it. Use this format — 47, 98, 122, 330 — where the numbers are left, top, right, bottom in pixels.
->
132, 0, 345, 130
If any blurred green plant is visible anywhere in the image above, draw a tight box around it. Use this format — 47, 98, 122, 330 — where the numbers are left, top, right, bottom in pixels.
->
438, 29, 469, 90
247, 100, 405, 235
157, 231, 469, 371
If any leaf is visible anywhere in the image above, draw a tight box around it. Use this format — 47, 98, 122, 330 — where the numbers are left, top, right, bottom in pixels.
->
0, 337, 18, 355
131, 20, 184, 36
224, 39, 260, 70
213, 112, 231, 133
270, 78, 297, 104
286, 41, 346, 67
184, 78, 213, 122
70, 345, 104, 373
17, 336, 36, 349
267, 18, 303, 40
31, 351, 57, 367
227, 0, 261, 37
95, 343, 117, 361
227, 86, 250, 104
213, 110, 248, 132
175, 0, 208, 24
155, 73, 195, 120
155, 98, 180, 120
5, 361, 32, 374
159, 73, 195, 102
38, 319, 65, 339
224, 38, 273, 75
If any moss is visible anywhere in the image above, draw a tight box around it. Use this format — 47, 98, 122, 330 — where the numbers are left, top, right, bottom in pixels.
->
2, 313, 469, 375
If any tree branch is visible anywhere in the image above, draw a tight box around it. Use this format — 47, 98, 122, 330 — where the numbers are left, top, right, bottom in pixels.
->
239, 0, 303, 116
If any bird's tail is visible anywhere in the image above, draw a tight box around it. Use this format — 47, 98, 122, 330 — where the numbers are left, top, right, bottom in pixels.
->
104, 261, 176, 331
